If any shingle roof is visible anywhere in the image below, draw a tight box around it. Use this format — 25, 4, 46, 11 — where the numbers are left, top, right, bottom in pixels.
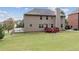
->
26, 8, 55, 15
24, 8, 65, 16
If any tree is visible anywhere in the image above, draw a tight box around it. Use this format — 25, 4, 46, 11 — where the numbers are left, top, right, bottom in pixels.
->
0, 24, 5, 39
16, 20, 24, 28
3, 18, 15, 33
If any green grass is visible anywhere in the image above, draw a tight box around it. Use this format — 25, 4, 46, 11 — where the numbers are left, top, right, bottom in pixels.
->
0, 31, 79, 51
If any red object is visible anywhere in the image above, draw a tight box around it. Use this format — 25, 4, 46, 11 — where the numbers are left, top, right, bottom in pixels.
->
44, 27, 59, 33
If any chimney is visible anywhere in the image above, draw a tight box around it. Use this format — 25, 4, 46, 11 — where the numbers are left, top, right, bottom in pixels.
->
55, 8, 61, 30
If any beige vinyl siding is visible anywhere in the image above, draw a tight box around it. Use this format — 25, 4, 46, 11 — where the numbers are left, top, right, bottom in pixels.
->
24, 15, 55, 32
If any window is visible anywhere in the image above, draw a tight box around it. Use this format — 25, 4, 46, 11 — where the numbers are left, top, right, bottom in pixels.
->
39, 24, 43, 28
51, 24, 53, 28
41, 24, 43, 28
61, 24, 63, 28
46, 16, 48, 20
29, 24, 32, 27
40, 16, 42, 20
39, 24, 41, 28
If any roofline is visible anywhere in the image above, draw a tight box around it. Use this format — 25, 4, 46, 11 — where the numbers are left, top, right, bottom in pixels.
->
68, 12, 79, 16
24, 14, 65, 17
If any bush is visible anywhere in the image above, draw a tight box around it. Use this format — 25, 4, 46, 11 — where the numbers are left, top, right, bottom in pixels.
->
73, 28, 78, 31
65, 25, 71, 30
44, 27, 59, 33
52, 27, 59, 33
0, 24, 5, 39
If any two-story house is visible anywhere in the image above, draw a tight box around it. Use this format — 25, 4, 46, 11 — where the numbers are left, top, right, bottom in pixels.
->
23, 8, 65, 32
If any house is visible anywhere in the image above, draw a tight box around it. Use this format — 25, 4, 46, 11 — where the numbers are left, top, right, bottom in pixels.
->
68, 13, 78, 29
23, 8, 65, 32
68, 8, 79, 30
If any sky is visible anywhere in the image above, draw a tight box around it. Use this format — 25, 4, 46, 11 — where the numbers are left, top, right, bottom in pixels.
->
0, 7, 77, 22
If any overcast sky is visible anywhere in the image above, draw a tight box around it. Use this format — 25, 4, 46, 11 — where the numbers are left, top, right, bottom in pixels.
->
0, 7, 77, 22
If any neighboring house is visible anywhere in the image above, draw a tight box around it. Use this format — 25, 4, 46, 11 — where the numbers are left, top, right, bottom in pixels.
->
68, 8, 79, 30
68, 8, 79, 29
23, 8, 65, 32
68, 11, 79, 29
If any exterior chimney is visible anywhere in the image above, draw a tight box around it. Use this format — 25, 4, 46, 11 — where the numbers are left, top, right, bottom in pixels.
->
55, 8, 61, 30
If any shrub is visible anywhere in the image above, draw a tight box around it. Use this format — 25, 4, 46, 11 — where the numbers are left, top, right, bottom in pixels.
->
52, 27, 59, 33
65, 25, 71, 30
73, 28, 78, 31
44, 27, 59, 33
0, 24, 5, 39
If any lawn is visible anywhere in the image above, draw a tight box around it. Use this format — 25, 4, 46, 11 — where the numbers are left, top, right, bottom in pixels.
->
0, 31, 79, 51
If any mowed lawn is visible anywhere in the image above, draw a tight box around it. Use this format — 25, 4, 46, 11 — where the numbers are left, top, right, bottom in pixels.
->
0, 31, 79, 51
